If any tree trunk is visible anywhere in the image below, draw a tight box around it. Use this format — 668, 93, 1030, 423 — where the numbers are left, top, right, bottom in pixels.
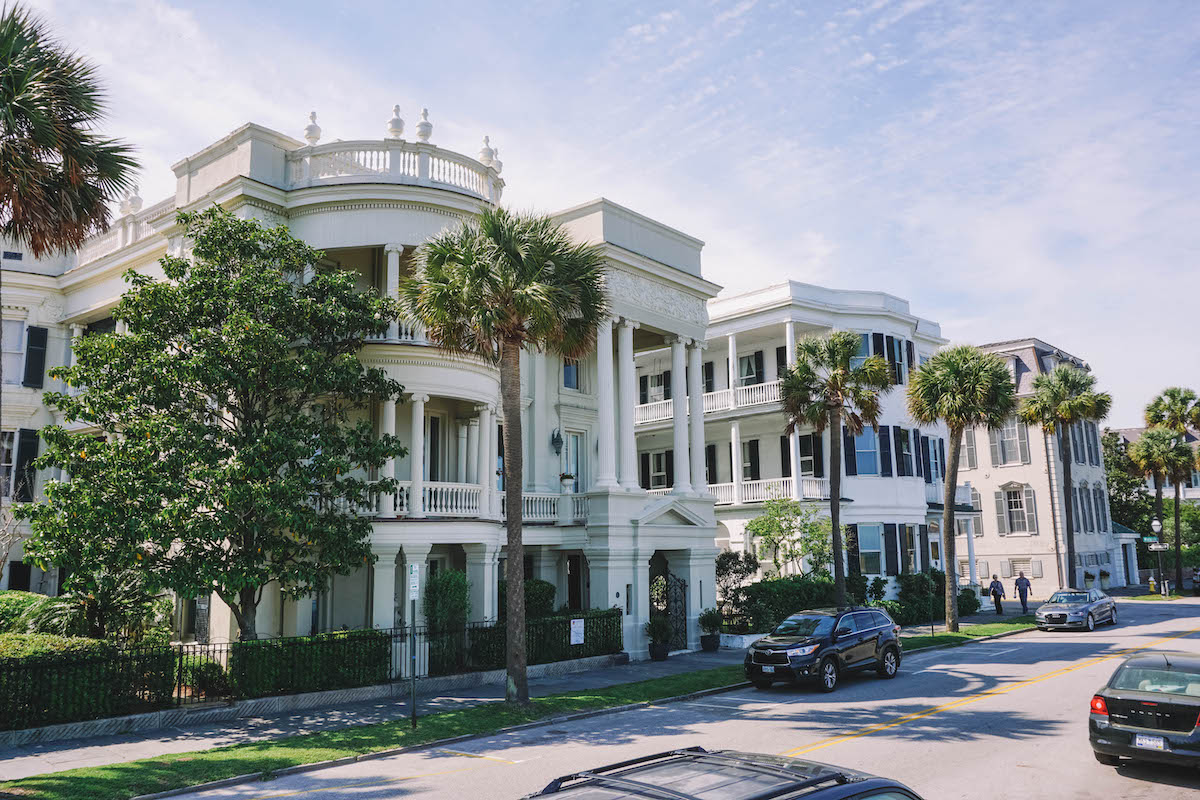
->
499, 340, 529, 705
1175, 482, 1184, 593
827, 407, 846, 607
943, 426, 963, 632
1061, 426, 1076, 589
228, 586, 258, 641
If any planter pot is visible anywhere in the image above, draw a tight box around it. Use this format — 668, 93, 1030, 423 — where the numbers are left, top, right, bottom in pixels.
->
1100, 576, 1110, 590
700, 634, 720, 652
648, 642, 670, 661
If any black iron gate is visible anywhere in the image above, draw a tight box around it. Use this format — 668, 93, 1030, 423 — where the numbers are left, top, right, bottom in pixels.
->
650, 555, 688, 651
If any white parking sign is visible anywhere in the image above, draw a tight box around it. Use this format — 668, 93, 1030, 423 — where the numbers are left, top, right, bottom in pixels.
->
408, 563, 420, 600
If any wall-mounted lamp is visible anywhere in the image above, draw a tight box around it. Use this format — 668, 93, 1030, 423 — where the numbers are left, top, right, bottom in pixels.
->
551, 428, 563, 455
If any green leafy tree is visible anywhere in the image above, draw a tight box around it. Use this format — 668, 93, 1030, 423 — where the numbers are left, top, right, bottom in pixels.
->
403, 206, 608, 705
907, 345, 1015, 631
1128, 427, 1192, 534
0, 5, 137, 256
1018, 365, 1111, 588
715, 550, 759, 616
1145, 387, 1200, 589
780, 331, 892, 607
745, 498, 830, 575
1101, 428, 1153, 535
1160, 499, 1200, 568
21, 567, 166, 640
18, 208, 405, 640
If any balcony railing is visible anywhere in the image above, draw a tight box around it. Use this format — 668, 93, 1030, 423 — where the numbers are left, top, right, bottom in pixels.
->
925, 481, 973, 506
634, 379, 782, 424
365, 317, 429, 345
710, 476, 831, 506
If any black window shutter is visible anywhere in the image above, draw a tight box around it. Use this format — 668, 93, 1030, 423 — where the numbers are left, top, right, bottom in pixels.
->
14, 429, 39, 502
919, 524, 930, 570
753, 351, 764, 385
921, 436, 933, 484
662, 370, 671, 400
639, 375, 648, 404
884, 523, 899, 576
21, 326, 48, 389
906, 340, 915, 373
893, 427, 906, 476
639, 453, 650, 489
705, 444, 717, 484
775, 346, 786, 377
846, 524, 860, 577
938, 439, 946, 479
748, 439, 760, 481
725, 358, 730, 388
843, 427, 857, 476
885, 335, 898, 383
879, 425, 893, 477
871, 332, 885, 357
780, 435, 791, 478
703, 361, 714, 393
665, 450, 674, 487
812, 434, 824, 478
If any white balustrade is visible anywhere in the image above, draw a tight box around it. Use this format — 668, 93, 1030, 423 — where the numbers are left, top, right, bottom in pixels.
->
520, 492, 559, 522
647, 487, 672, 497
635, 398, 673, 424
394, 481, 411, 514
77, 228, 120, 264
365, 317, 428, 344
703, 389, 733, 413
711, 483, 735, 505
740, 477, 793, 503
801, 477, 831, 500
734, 379, 781, 408
422, 482, 482, 517
709, 477, 828, 505
571, 495, 588, 522
633, 380, 781, 426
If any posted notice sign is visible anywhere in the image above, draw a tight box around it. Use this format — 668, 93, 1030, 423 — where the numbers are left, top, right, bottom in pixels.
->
408, 563, 420, 600
570, 618, 585, 646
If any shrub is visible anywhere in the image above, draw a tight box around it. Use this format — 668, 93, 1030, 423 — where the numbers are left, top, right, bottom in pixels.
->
874, 600, 903, 622
738, 574, 836, 632
644, 615, 674, 645
463, 608, 623, 673
716, 550, 759, 614
957, 588, 981, 617
846, 573, 868, 605
179, 654, 229, 697
867, 577, 889, 604
0, 591, 47, 633
227, 629, 391, 700
698, 607, 723, 635
498, 577, 557, 619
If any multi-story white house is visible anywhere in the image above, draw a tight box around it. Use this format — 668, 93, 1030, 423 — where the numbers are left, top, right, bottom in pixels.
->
956, 339, 1139, 593
0, 111, 723, 656
1114, 427, 1200, 507
631, 281, 971, 594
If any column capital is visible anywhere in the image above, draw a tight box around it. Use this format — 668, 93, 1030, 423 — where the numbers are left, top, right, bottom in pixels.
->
402, 542, 433, 561
384, 242, 405, 254
688, 338, 707, 351
668, 335, 692, 348
619, 317, 640, 331
409, 392, 430, 404
372, 544, 403, 560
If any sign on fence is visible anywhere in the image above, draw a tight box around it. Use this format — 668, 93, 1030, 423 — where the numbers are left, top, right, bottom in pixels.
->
408, 563, 420, 600
570, 618, 585, 645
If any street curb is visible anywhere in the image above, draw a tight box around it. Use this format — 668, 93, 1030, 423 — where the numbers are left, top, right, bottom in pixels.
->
129, 680, 752, 800
902, 624, 1037, 655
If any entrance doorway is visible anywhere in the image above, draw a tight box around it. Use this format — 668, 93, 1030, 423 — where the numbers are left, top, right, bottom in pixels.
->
649, 552, 687, 651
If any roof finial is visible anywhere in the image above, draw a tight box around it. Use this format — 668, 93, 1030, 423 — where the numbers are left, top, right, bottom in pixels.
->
478, 135, 494, 166
416, 108, 433, 143
304, 111, 321, 145
491, 147, 502, 175
387, 105, 404, 139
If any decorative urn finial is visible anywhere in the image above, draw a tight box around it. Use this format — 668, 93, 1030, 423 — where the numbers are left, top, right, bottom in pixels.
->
127, 184, 143, 214
416, 108, 433, 143
304, 112, 321, 145
387, 105, 405, 139
491, 147, 502, 175
478, 135, 494, 166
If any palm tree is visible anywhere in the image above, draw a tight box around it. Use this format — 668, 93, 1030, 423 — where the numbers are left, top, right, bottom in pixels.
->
1145, 387, 1200, 590
907, 346, 1015, 632
780, 331, 892, 607
403, 206, 608, 705
1019, 366, 1112, 589
1128, 427, 1180, 526
1, 5, 137, 256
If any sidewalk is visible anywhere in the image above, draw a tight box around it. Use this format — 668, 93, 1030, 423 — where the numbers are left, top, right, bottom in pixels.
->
898, 598, 1038, 637
0, 649, 743, 781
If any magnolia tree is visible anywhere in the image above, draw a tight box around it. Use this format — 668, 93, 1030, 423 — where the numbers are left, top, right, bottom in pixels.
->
19, 208, 406, 640
745, 498, 832, 576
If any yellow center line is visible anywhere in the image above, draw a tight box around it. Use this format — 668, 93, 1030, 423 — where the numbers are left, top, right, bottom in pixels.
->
779, 625, 1200, 758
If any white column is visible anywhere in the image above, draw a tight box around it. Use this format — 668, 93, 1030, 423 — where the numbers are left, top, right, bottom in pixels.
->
401, 543, 433, 626
381, 398, 397, 516
531, 352, 549, 490
617, 319, 640, 490
727, 332, 738, 408
687, 341, 706, 495
731, 420, 743, 506
67, 324, 85, 396
409, 394, 428, 518
784, 320, 796, 371
965, 516, 978, 586
371, 546, 401, 629
456, 421, 468, 483
478, 404, 495, 517
464, 543, 501, 621
115, 319, 128, 336
385, 243, 402, 340
670, 337, 691, 494
594, 317, 618, 489
466, 418, 479, 484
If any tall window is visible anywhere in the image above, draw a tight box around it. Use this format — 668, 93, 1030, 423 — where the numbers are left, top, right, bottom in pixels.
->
896, 429, 914, 477
960, 429, 977, 470
651, 452, 669, 488
737, 354, 758, 386
1093, 484, 1108, 531
858, 524, 883, 575
854, 429, 879, 476
930, 438, 944, 480
0, 431, 14, 497
957, 488, 983, 537
797, 434, 816, 477
902, 525, 918, 573
991, 418, 1029, 465
648, 373, 665, 402
890, 337, 906, 384
563, 358, 580, 390
565, 431, 584, 491
1, 320, 23, 385
850, 333, 869, 369
1006, 488, 1028, 533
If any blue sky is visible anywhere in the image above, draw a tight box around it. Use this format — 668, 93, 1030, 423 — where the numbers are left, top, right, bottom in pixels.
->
33, 0, 1200, 426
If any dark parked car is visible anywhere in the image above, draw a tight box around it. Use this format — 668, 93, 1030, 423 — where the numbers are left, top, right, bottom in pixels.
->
1035, 588, 1117, 631
1090, 651, 1200, 767
523, 747, 927, 799
744, 607, 902, 692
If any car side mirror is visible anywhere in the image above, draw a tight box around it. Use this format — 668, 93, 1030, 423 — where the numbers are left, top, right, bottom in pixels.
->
835, 626, 852, 639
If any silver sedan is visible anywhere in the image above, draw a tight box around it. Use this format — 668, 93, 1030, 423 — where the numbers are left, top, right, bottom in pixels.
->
1035, 588, 1117, 631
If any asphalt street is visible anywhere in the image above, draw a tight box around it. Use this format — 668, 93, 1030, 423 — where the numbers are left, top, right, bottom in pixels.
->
173, 599, 1200, 800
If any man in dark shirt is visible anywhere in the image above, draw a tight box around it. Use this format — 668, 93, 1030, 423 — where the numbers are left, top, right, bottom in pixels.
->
988, 574, 1006, 615
1014, 571, 1033, 613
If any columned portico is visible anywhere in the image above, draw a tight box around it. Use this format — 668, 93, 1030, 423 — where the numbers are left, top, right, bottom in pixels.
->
669, 336, 691, 494
371, 545, 401, 628
687, 341, 706, 496
594, 317, 619, 489
618, 318, 640, 490
401, 542, 433, 626
463, 543, 501, 621
409, 393, 428, 518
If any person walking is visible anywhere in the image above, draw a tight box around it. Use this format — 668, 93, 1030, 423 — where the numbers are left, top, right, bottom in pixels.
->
988, 574, 1006, 615
1014, 571, 1032, 614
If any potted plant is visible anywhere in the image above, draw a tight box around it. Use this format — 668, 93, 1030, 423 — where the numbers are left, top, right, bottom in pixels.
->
1099, 569, 1110, 590
1083, 571, 1095, 588
559, 473, 575, 492
644, 616, 674, 661
698, 607, 723, 652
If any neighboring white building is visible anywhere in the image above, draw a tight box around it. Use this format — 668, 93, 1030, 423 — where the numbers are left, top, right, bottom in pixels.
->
1114, 427, 1200, 507
0, 111, 722, 656
631, 281, 972, 595
957, 339, 1139, 593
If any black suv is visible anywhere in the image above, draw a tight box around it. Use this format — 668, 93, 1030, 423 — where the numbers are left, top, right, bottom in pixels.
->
524, 747, 926, 799
745, 607, 902, 692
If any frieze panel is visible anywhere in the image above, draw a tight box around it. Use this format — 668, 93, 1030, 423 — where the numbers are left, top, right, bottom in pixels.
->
605, 269, 705, 327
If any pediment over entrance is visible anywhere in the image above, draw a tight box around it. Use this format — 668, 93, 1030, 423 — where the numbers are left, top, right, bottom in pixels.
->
637, 497, 708, 528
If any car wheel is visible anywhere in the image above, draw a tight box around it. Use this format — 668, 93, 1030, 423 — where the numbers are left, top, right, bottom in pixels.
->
1093, 751, 1121, 766
1086, 613, 1096, 632
752, 679, 773, 691
1110, 605, 1118, 625
877, 647, 900, 679
818, 657, 839, 692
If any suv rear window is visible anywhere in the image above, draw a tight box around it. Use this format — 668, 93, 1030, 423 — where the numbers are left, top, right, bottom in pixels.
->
772, 615, 835, 638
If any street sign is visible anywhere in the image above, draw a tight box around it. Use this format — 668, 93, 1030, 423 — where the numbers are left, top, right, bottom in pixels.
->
1148, 542, 1170, 552
1142, 535, 1159, 543
408, 563, 420, 600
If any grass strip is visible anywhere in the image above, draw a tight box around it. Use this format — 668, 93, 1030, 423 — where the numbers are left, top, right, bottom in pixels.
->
0, 665, 744, 800
902, 615, 1037, 651
1125, 593, 1189, 601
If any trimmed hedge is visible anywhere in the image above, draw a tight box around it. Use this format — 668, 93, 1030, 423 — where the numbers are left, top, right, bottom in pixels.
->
227, 629, 391, 700
498, 578, 557, 619
738, 574, 837, 632
456, 608, 623, 676
0, 591, 45, 633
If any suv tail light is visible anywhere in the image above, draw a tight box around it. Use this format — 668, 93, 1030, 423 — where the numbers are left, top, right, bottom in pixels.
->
1090, 695, 1109, 716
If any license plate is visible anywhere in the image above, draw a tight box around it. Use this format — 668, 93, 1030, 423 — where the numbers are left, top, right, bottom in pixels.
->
761, 665, 775, 674
1135, 734, 1165, 751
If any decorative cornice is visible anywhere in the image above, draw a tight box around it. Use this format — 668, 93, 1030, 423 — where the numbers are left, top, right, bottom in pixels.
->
287, 200, 469, 222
